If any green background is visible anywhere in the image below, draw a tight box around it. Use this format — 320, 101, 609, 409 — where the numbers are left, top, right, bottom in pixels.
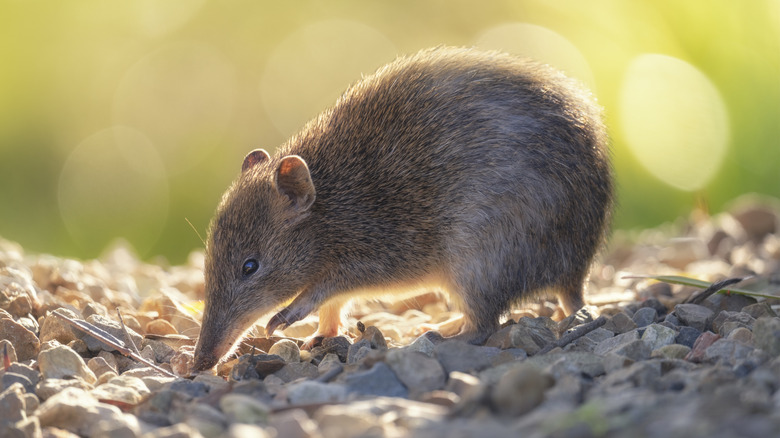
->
1, 0, 778, 264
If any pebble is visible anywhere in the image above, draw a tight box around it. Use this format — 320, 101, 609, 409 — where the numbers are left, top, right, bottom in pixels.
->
38, 344, 97, 384
674, 304, 715, 332
752, 317, 780, 357
343, 362, 408, 398
603, 312, 638, 334
218, 393, 270, 424
80, 314, 144, 353
385, 349, 446, 397
36, 387, 137, 437
39, 309, 81, 344
632, 307, 657, 327
268, 339, 301, 363
641, 324, 677, 350
0, 317, 40, 361
490, 363, 553, 416
434, 340, 501, 374
685, 331, 721, 363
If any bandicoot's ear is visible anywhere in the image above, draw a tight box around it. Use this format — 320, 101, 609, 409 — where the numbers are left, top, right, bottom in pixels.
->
242, 149, 271, 173
275, 155, 315, 213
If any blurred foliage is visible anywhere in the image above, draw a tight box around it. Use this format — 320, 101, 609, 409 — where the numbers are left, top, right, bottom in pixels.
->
1, 0, 778, 263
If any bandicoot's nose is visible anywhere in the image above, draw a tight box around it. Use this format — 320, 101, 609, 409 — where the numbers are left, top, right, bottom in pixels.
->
191, 349, 219, 373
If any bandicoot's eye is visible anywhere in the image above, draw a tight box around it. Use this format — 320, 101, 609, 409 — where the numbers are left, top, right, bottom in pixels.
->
242, 259, 259, 277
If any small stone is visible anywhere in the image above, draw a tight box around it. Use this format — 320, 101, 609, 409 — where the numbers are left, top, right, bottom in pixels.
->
80, 314, 144, 353
0, 318, 40, 361
38, 344, 97, 385
268, 409, 320, 438
676, 326, 701, 348
223, 424, 272, 438
742, 302, 777, 319
651, 344, 691, 360
540, 352, 605, 379
385, 349, 446, 396
91, 381, 145, 405
1, 372, 34, 394
603, 312, 637, 334
609, 339, 651, 361
406, 334, 436, 356
145, 319, 178, 336
36, 387, 134, 437
310, 336, 350, 363
702, 293, 757, 314
712, 311, 755, 337
732, 202, 778, 242
358, 325, 388, 350
287, 380, 348, 405
753, 317, 780, 357
0, 383, 26, 424
88, 356, 118, 380
142, 339, 176, 364
727, 327, 754, 344
35, 378, 93, 400
641, 324, 677, 350
346, 340, 372, 364
168, 379, 209, 398
269, 339, 301, 363
434, 340, 501, 374
218, 393, 270, 424
445, 371, 483, 398
344, 362, 408, 398
584, 327, 615, 343
674, 304, 715, 332
0, 339, 17, 364
490, 363, 553, 416
703, 339, 754, 366
593, 330, 640, 356
7, 295, 32, 317
632, 307, 657, 328
685, 331, 721, 363
273, 362, 319, 383
170, 347, 195, 377
507, 320, 556, 355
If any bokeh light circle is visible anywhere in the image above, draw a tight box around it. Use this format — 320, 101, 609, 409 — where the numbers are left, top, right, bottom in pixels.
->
260, 19, 397, 137
620, 54, 730, 191
113, 42, 235, 175
474, 23, 596, 91
58, 127, 169, 256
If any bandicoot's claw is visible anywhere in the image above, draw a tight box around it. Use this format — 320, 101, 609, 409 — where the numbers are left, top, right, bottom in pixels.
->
266, 309, 290, 337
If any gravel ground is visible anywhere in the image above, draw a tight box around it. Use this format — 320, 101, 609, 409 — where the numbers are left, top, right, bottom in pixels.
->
1, 194, 780, 438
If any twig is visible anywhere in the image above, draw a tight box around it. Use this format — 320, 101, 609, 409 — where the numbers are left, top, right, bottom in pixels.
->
52, 310, 177, 378
116, 308, 141, 356
538, 315, 607, 355
685, 277, 746, 304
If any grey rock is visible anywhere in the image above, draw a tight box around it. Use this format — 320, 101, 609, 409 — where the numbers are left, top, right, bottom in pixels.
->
632, 307, 657, 327
753, 317, 780, 357
610, 339, 651, 361
702, 293, 757, 314
603, 312, 637, 334
1, 373, 34, 394
712, 310, 755, 336
38, 344, 97, 385
593, 330, 640, 356
287, 380, 348, 405
218, 393, 270, 424
584, 327, 616, 343
36, 387, 135, 437
273, 362, 319, 383
703, 339, 754, 366
80, 314, 144, 353
359, 325, 388, 350
542, 352, 605, 379
269, 409, 320, 438
407, 334, 437, 356
34, 377, 93, 401
651, 344, 691, 360
727, 327, 754, 344
344, 362, 408, 398
141, 339, 176, 364
268, 339, 301, 363
310, 336, 351, 362
445, 371, 483, 398
434, 340, 501, 374
742, 302, 777, 319
385, 349, 446, 396
490, 362, 553, 416
0, 318, 39, 361
674, 304, 715, 332
663, 312, 680, 326
676, 326, 701, 348
641, 324, 677, 350
600, 361, 662, 390
168, 379, 209, 398
39, 308, 81, 344
0, 383, 26, 425
346, 339, 372, 364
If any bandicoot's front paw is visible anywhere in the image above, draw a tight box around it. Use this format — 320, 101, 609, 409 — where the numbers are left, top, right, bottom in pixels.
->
266, 306, 310, 336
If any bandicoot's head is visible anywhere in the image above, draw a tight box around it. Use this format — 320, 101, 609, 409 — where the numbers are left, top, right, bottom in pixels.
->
192, 149, 317, 371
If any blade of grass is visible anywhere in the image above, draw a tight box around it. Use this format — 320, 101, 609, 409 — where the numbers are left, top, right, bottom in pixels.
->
623, 275, 778, 300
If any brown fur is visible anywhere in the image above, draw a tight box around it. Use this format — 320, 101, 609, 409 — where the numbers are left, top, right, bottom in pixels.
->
192, 46, 613, 371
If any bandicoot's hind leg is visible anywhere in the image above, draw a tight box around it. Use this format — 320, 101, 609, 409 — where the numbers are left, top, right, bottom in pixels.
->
556, 275, 587, 317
